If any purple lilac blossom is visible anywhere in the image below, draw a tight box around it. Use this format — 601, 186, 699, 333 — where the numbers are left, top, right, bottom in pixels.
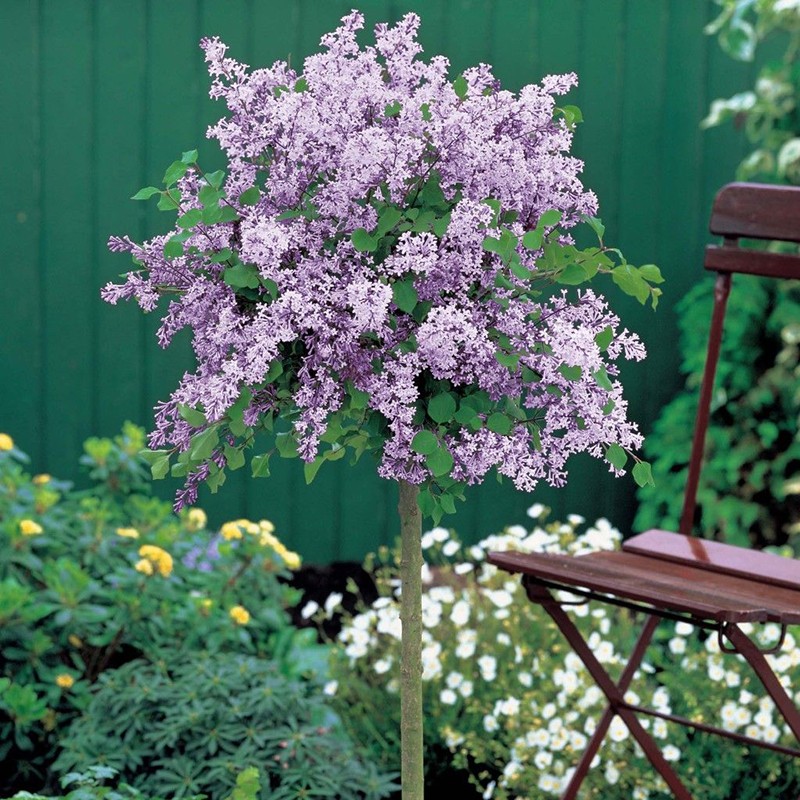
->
104, 11, 646, 510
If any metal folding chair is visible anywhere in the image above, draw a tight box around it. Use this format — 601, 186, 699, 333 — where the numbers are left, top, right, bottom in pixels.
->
488, 182, 800, 799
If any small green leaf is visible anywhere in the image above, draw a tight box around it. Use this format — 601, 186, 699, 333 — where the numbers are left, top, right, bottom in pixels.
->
275, 432, 299, 459
163, 238, 184, 259
632, 460, 654, 487
558, 364, 583, 381
432, 212, 451, 238
602, 398, 616, 415
411, 430, 439, 455
593, 367, 614, 391
376, 206, 403, 236
538, 209, 563, 228
206, 170, 225, 189
304, 457, 325, 485
558, 263, 590, 285
420, 102, 432, 121
177, 208, 202, 228
384, 101, 402, 117
392, 279, 418, 314
496, 351, 520, 369
238, 187, 261, 206
594, 326, 613, 352
251, 453, 271, 477
178, 404, 207, 427
453, 75, 468, 100
224, 263, 260, 289
156, 191, 180, 211
428, 393, 457, 424
217, 205, 240, 223
639, 264, 665, 284
426, 446, 454, 477
294, 77, 309, 92
417, 487, 436, 517
223, 444, 245, 471
487, 413, 512, 435
181, 149, 199, 165
522, 229, 544, 250
190, 427, 219, 461
163, 160, 188, 186
606, 443, 627, 470
580, 214, 606, 241
351, 228, 378, 253
454, 404, 478, 425
150, 455, 170, 480
131, 186, 160, 200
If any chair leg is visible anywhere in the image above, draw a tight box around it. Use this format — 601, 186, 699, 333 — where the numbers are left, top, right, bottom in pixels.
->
560, 615, 661, 799
525, 580, 694, 800
723, 623, 800, 743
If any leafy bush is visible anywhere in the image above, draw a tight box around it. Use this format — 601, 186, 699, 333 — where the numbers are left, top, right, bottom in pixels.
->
0, 429, 322, 792
319, 508, 800, 799
634, 276, 800, 548
636, 0, 800, 549
703, 0, 800, 184
55, 655, 397, 800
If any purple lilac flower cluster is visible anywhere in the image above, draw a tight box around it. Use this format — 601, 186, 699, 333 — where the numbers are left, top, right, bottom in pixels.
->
104, 12, 649, 512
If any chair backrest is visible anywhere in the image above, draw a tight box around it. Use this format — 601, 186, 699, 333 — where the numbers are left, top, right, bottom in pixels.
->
679, 182, 800, 536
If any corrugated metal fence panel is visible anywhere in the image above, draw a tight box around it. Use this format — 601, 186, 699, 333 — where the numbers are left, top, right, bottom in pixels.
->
0, 0, 753, 562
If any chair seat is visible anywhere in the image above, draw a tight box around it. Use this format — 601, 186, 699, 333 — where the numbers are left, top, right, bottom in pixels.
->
487, 547, 800, 624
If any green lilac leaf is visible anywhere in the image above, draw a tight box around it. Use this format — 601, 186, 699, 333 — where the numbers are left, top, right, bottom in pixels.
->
163, 238, 184, 259
180, 149, 199, 164
522, 229, 543, 250
632, 460, 654, 487
595, 326, 614, 351
428, 393, 457, 424
558, 263, 589, 285
352, 228, 378, 252
178, 404, 206, 427
239, 187, 261, 206
206, 170, 225, 189
486, 413, 512, 435
177, 208, 202, 228
163, 160, 188, 186
606, 443, 628, 470
558, 364, 582, 381
426, 446, 454, 477
131, 186, 160, 200
411, 430, 439, 455
392, 279, 418, 313
453, 75, 468, 99
251, 453, 271, 477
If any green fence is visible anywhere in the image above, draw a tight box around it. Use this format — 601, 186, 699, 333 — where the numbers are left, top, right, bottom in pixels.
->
0, 0, 753, 561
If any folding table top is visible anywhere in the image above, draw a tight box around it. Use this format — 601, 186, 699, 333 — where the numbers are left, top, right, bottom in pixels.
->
488, 529, 800, 625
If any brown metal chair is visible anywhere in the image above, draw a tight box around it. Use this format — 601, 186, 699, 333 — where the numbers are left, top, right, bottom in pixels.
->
488, 182, 800, 799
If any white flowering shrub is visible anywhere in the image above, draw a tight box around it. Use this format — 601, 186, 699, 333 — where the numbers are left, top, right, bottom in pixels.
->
313, 508, 800, 799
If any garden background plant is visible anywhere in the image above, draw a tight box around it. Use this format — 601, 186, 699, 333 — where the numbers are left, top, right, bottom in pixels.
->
636, 0, 800, 549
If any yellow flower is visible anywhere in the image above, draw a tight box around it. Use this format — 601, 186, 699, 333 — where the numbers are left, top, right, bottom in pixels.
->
0, 433, 13, 451
115, 527, 140, 539
135, 558, 154, 576
186, 508, 207, 531
19, 519, 43, 536
55, 674, 74, 689
282, 550, 302, 570
259, 519, 276, 534
68, 635, 83, 648
220, 521, 244, 540
229, 605, 251, 625
32, 473, 51, 485
137, 545, 173, 577
199, 598, 213, 615
259, 531, 281, 550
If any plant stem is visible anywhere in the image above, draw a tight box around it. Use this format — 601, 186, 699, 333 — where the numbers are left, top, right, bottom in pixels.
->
398, 479, 424, 800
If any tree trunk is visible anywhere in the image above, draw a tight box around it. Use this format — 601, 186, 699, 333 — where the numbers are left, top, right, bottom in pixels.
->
398, 479, 424, 800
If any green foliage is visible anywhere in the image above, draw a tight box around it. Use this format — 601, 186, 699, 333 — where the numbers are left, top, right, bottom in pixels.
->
2, 765, 205, 800
636, 277, 800, 547
0, 430, 323, 793
638, 4, 800, 549
703, 0, 800, 184
55, 655, 397, 800
320, 510, 800, 799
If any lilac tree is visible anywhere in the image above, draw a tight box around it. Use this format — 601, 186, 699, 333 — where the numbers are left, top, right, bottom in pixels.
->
105, 12, 659, 799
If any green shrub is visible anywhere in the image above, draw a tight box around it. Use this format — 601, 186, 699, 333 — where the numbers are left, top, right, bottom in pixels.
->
55, 655, 397, 800
0, 428, 324, 792
320, 508, 800, 799
634, 276, 800, 548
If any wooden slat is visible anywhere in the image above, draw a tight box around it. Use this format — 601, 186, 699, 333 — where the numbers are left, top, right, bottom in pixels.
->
623, 529, 800, 591
705, 244, 800, 280
488, 549, 800, 623
710, 182, 800, 243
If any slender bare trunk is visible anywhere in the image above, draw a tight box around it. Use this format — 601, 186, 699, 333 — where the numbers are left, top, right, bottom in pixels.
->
398, 479, 424, 800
